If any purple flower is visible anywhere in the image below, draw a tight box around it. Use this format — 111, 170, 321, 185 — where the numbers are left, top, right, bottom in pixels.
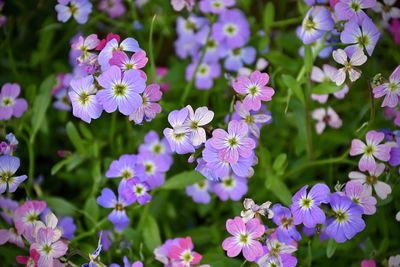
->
106, 154, 144, 186
272, 204, 302, 242
122, 178, 151, 205
224, 46, 256, 72
344, 181, 376, 215
195, 158, 220, 182
389, 138, 400, 167
97, 187, 132, 231
325, 192, 366, 243
0, 197, 18, 225
212, 175, 247, 201
184, 105, 214, 146
69, 75, 103, 123
53, 87, 71, 111
177, 15, 208, 37
0, 83, 28, 120
196, 29, 228, 62
164, 107, 195, 154
186, 180, 211, 204
109, 50, 148, 74
129, 84, 162, 124
55, 0, 92, 24
171, 0, 195, 11
175, 36, 201, 59
257, 239, 297, 267
0, 155, 27, 194
312, 106, 342, 134
202, 140, 254, 178
233, 101, 271, 138
97, 66, 145, 115
290, 183, 330, 228
332, 48, 367, 85
232, 71, 275, 111
299, 6, 334, 44
98, 0, 126, 18
222, 217, 264, 262
212, 9, 250, 49
304, 0, 328, 5
335, 0, 377, 24
137, 152, 169, 189
209, 120, 255, 164
199, 0, 235, 14
186, 59, 221, 90
341, 18, 380, 57
350, 130, 392, 172
98, 38, 140, 70
139, 131, 173, 167
58, 216, 76, 240
71, 34, 99, 65
373, 65, 400, 108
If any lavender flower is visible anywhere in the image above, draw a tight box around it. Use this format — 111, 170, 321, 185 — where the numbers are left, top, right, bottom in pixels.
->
272, 204, 302, 242
122, 178, 151, 205
98, 0, 126, 18
373, 65, 400, 108
164, 107, 195, 154
0, 155, 27, 194
232, 101, 271, 138
199, 0, 235, 14
325, 193, 366, 243
344, 181, 376, 215
0, 83, 28, 120
240, 198, 273, 223
335, 0, 377, 24
55, 0, 92, 24
212, 175, 247, 201
186, 59, 221, 90
312, 106, 342, 134
224, 46, 256, 72
171, 0, 195, 11
106, 154, 144, 181
373, 0, 400, 22
139, 131, 173, 167
290, 183, 330, 228
137, 152, 169, 189
299, 6, 334, 45
184, 105, 214, 146
97, 66, 145, 115
98, 37, 140, 70
186, 180, 211, 204
129, 84, 162, 124
332, 48, 367, 85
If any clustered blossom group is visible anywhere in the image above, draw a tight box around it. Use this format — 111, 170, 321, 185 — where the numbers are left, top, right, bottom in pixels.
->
52, 32, 163, 125
97, 131, 173, 231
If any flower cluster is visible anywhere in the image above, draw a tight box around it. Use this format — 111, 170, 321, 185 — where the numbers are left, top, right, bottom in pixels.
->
0, 199, 76, 267
97, 131, 173, 231
174, 0, 267, 90
52, 33, 163, 125
222, 179, 381, 264
154, 236, 209, 267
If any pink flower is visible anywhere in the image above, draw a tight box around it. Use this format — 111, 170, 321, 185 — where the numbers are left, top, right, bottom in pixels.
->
389, 19, 400, 44
350, 130, 392, 172
373, 65, 400, 108
232, 71, 275, 111
349, 163, 392, 199
129, 84, 163, 124
30, 227, 68, 267
384, 107, 400, 126
361, 259, 376, 267
0, 227, 24, 248
171, 0, 195, 11
222, 216, 264, 262
184, 105, 214, 146
16, 249, 40, 267
168, 237, 202, 267
312, 107, 342, 134
109, 50, 148, 76
332, 48, 367, 86
209, 120, 255, 164
14, 200, 47, 242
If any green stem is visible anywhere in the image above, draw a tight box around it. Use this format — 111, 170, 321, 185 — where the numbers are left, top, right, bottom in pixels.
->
180, 27, 212, 106
27, 140, 35, 197
271, 16, 303, 27
71, 217, 108, 244
148, 15, 157, 81
304, 68, 313, 160
240, 260, 248, 267
109, 112, 117, 145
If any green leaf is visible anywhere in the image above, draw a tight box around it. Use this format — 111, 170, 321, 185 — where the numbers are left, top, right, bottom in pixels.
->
43, 196, 77, 216
51, 157, 74, 175
142, 215, 161, 251
272, 153, 287, 174
326, 238, 337, 258
265, 174, 292, 205
312, 82, 342, 95
282, 74, 305, 104
162, 170, 204, 190
304, 45, 313, 74
30, 75, 55, 143
262, 2, 275, 33
66, 121, 85, 154
266, 52, 300, 73
83, 197, 99, 228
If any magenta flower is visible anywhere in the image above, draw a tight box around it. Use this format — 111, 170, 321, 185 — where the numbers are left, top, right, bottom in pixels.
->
335, 0, 377, 24
0, 83, 28, 120
168, 237, 202, 266
332, 48, 367, 85
16, 249, 40, 267
373, 65, 400, 108
109, 50, 148, 74
14, 200, 47, 242
290, 183, 330, 228
98, 37, 140, 70
199, 0, 236, 14
299, 6, 334, 45
232, 71, 275, 111
350, 130, 392, 172
349, 163, 392, 199
325, 193, 366, 243
344, 181, 376, 215
55, 0, 92, 24
222, 217, 264, 262
311, 106, 342, 134
209, 120, 255, 164
69, 75, 103, 123
30, 227, 68, 266
0, 155, 27, 194
97, 66, 145, 115
129, 84, 162, 124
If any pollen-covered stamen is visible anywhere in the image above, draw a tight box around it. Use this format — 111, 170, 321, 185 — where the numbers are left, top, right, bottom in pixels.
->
113, 84, 127, 97
357, 34, 370, 48
304, 17, 316, 31
366, 175, 378, 186
232, 48, 242, 56
207, 39, 217, 50
197, 64, 210, 77
238, 232, 250, 245
120, 169, 133, 180
144, 162, 155, 175
134, 184, 146, 196
227, 136, 239, 148
351, 196, 361, 205
388, 82, 399, 92
363, 145, 375, 156
244, 114, 254, 124
212, 0, 223, 9
78, 92, 90, 106
335, 209, 348, 223
68, 3, 78, 15
115, 203, 124, 211
281, 216, 294, 229
195, 180, 207, 190
152, 143, 164, 154
25, 212, 39, 223
247, 84, 260, 96
300, 196, 313, 210
41, 244, 53, 255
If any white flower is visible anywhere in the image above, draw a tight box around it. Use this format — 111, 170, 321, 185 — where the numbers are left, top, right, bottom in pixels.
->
389, 254, 400, 267
184, 105, 214, 146
332, 48, 367, 86
240, 198, 273, 223
312, 106, 342, 134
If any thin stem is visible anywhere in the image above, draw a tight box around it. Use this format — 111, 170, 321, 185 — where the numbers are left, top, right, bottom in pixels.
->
148, 15, 157, 81
180, 27, 212, 106
304, 68, 313, 160
71, 217, 108, 244
27, 140, 35, 197
240, 260, 248, 267
109, 112, 117, 145
271, 16, 303, 27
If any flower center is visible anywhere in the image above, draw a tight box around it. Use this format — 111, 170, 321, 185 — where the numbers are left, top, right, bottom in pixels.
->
232, 48, 241, 56
1, 97, 14, 107
185, 21, 197, 31
173, 132, 186, 141
207, 39, 217, 49
350, 0, 361, 12
198, 64, 209, 77
304, 18, 316, 31
196, 180, 207, 190
79, 92, 90, 105
0, 171, 12, 183
357, 34, 370, 47
351, 197, 361, 205
26, 212, 38, 223
364, 145, 375, 155
113, 84, 127, 96
224, 24, 237, 36
145, 162, 154, 174
120, 169, 133, 179
344, 62, 353, 71
181, 250, 194, 264
335, 209, 348, 223
68, 3, 78, 15
281, 216, 293, 229
388, 82, 399, 93
366, 175, 377, 185
244, 114, 254, 124
212, 0, 223, 9
300, 196, 313, 209
115, 203, 124, 211
62, 95, 70, 105
248, 85, 259, 96
42, 244, 53, 255
152, 143, 163, 154
227, 137, 239, 147
239, 232, 250, 245
134, 184, 145, 196
223, 176, 236, 188
124, 63, 136, 70
323, 114, 331, 124
191, 121, 199, 129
